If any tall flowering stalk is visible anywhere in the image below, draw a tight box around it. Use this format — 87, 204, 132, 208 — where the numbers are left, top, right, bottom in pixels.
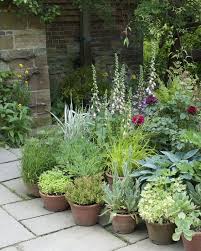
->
90, 64, 101, 118
109, 54, 126, 115
146, 42, 157, 95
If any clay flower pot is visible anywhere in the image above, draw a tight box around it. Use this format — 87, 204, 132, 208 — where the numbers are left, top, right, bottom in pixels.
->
40, 191, 69, 212
70, 202, 101, 226
146, 222, 176, 245
106, 172, 124, 189
25, 183, 40, 197
182, 232, 201, 251
112, 214, 137, 234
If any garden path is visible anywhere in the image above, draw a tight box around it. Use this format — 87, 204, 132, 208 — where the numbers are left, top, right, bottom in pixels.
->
0, 148, 183, 251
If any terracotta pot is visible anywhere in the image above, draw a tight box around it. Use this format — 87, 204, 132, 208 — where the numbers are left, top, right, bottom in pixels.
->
112, 214, 136, 234
182, 232, 201, 251
146, 222, 175, 245
105, 172, 124, 189
40, 192, 69, 212
25, 183, 40, 197
70, 202, 101, 226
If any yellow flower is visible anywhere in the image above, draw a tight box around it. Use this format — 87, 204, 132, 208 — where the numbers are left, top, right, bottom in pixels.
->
17, 74, 22, 79
18, 104, 22, 109
19, 64, 24, 68
131, 74, 136, 80
25, 70, 29, 75
102, 72, 108, 77
25, 81, 29, 85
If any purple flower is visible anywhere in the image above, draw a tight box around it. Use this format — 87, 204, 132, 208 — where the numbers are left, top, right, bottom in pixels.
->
145, 95, 157, 105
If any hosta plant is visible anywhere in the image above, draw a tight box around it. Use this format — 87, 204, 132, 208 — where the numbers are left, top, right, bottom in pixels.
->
38, 170, 70, 195
65, 175, 103, 205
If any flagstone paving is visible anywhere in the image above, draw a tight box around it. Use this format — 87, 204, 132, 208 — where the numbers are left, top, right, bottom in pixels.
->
0, 148, 183, 251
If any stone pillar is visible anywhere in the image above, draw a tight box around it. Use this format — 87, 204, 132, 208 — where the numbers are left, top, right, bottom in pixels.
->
0, 9, 51, 127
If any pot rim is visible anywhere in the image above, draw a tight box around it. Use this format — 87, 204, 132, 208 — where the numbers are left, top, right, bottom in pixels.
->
182, 232, 201, 238
146, 221, 174, 227
69, 202, 100, 208
114, 213, 137, 217
39, 191, 65, 198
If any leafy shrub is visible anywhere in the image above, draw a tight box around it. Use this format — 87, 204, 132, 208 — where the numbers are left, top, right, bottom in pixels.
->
65, 175, 103, 205
0, 70, 31, 146
57, 137, 104, 177
138, 178, 186, 224
22, 131, 61, 185
38, 169, 70, 195
103, 165, 140, 214
107, 128, 154, 176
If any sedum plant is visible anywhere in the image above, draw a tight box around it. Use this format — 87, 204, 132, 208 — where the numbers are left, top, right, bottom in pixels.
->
65, 175, 103, 205
138, 177, 186, 224
57, 137, 104, 177
107, 128, 154, 177
38, 170, 70, 195
103, 164, 140, 215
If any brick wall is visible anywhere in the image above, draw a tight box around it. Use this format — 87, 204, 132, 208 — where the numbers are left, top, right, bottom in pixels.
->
46, 0, 142, 102
0, 9, 51, 127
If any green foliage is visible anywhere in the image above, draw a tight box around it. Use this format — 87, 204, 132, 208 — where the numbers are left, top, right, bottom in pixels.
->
0, 0, 60, 23
65, 175, 103, 205
103, 165, 140, 215
181, 130, 201, 149
134, 150, 201, 184
187, 183, 201, 208
38, 169, 70, 195
22, 130, 62, 185
138, 178, 186, 224
107, 128, 154, 177
61, 66, 111, 108
171, 193, 201, 241
0, 71, 31, 146
57, 137, 104, 178
144, 73, 201, 151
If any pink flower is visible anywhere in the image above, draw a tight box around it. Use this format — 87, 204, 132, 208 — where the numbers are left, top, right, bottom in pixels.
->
187, 106, 198, 115
132, 114, 145, 126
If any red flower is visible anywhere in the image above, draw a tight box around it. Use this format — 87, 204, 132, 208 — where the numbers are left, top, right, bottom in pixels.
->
132, 114, 145, 126
187, 106, 198, 115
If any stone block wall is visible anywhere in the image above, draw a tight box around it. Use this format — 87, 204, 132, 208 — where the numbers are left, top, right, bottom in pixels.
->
0, 9, 51, 127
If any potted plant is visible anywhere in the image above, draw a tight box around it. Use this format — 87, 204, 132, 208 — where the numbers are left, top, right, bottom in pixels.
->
172, 184, 201, 251
65, 175, 103, 226
138, 177, 186, 245
106, 128, 154, 185
103, 165, 140, 234
38, 169, 70, 212
21, 129, 61, 197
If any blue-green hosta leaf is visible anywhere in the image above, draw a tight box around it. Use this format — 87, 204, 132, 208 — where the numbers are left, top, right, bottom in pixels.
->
183, 149, 199, 160
161, 151, 181, 163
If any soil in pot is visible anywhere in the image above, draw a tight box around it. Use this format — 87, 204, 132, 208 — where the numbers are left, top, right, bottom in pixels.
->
146, 222, 176, 245
112, 214, 136, 234
25, 183, 40, 197
70, 203, 101, 226
182, 232, 201, 251
40, 192, 69, 212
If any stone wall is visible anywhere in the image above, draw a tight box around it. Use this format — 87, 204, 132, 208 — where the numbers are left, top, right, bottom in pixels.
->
0, 9, 51, 127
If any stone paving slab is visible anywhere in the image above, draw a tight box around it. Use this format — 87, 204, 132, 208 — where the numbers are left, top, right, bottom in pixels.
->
3, 178, 30, 199
1, 247, 18, 251
107, 223, 148, 244
0, 208, 34, 249
3, 198, 52, 220
21, 211, 75, 236
0, 184, 22, 205
0, 148, 18, 164
117, 239, 183, 251
17, 226, 126, 251
0, 161, 21, 182
8, 148, 21, 159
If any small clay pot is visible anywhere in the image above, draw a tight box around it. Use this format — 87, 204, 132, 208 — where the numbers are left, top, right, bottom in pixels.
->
105, 172, 124, 189
182, 232, 201, 251
25, 183, 40, 197
40, 192, 69, 212
112, 214, 137, 234
146, 222, 175, 245
70, 202, 101, 226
